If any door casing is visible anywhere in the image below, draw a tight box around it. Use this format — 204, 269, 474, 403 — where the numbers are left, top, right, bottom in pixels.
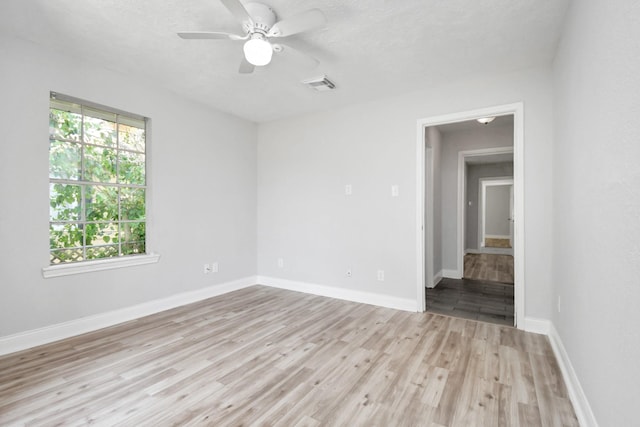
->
416, 102, 524, 328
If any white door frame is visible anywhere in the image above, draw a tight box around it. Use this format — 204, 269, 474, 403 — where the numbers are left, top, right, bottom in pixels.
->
479, 178, 514, 250
459, 148, 514, 275
416, 102, 525, 328
424, 146, 435, 288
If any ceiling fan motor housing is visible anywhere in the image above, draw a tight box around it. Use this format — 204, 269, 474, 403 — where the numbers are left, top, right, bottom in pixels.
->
244, 2, 277, 34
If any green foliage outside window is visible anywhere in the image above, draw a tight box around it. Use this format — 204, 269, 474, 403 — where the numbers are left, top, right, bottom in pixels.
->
49, 96, 147, 264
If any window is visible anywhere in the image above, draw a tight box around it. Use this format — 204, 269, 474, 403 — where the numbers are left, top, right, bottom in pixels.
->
48, 93, 147, 265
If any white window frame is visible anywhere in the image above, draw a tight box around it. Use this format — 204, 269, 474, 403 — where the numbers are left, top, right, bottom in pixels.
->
43, 93, 158, 278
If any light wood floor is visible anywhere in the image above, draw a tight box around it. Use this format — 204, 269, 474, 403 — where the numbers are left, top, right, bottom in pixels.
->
0, 286, 577, 426
484, 238, 512, 249
464, 253, 514, 284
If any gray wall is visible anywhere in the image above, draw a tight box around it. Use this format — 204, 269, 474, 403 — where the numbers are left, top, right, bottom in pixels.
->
0, 24, 558, 345
552, 0, 640, 425
439, 126, 513, 272
258, 66, 556, 319
466, 162, 513, 250
485, 185, 511, 236
0, 36, 257, 337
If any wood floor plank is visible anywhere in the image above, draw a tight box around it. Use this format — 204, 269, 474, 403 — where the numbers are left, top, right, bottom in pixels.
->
427, 277, 514, 326
0, 285, 578, 426
497, 383, 519, 427
464, 253, 514, 283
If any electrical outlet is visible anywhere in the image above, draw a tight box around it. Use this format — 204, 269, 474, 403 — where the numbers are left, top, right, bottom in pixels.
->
346, 269, 352, 278
377, 270, 385, 281
204, 263, 212, 274
211, 262, 219, 273
277, 258, 284, 268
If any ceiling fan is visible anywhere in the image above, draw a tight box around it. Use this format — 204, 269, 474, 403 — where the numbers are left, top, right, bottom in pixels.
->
178, 0, 326, 74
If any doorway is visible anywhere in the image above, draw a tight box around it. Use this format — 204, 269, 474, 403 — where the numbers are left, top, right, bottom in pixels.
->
480, 178, 514, 252
416, 103, 524, 328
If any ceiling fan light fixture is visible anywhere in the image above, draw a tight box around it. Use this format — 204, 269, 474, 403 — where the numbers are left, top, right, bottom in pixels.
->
476, 117, 496, 125
243, 35, 272, 66
177, 0, 327, 74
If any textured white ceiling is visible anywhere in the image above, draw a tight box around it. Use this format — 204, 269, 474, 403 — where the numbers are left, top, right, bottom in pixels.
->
0, 0, 569, 123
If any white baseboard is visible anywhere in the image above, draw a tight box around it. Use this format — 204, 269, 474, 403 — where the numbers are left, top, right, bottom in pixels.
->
426, 270, 443, 289
0, 276, 257, 356
428, 270, 443, 288
547, 323, 599, 427
0, 275, 416, 355
522, 316, 551, 335
523, 317, 598, 426
442, 269, 462, 279
257, 276, 417, 312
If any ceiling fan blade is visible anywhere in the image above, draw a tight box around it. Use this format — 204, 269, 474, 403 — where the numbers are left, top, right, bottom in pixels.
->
220, 0, 253, 25
239, 57, 255, 74
178, 31, 246, 40
268, 9, 326, 37
275, 42, 320, 69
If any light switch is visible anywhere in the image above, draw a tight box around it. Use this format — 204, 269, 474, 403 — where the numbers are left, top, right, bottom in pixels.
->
345, 184, 352, 196
391, 185, 399, 197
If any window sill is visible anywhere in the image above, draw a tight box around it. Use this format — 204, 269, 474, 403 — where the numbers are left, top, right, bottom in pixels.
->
42, 253, 160, 278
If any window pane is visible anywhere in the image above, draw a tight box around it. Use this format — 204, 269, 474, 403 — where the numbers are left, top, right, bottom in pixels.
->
122, 220, 145, 256
50, 248, 84, 264
86, 245, 119, 260
84, 110, 116, 146
86, 185, 118, 221
50, 99, 82, 115
119, 123, 145, 152
121, 187, 145, 221
49, 223, 83, 249
49, 140, 81, 180
49, 94, 147, 265
84, 222, 119, 247
118, 151, 145, 185
50, 109, 81, 141
121, 222, 145, 245
84, 145, 117, 183
122, 241, 145, 256
50, 183, 81, 221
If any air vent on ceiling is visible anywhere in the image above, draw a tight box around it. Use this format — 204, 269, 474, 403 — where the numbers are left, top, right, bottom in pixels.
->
302, 75, 336, 92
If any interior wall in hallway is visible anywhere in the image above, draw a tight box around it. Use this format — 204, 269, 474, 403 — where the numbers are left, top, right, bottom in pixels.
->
466, 162, 513, 250
439, 125, 513, 272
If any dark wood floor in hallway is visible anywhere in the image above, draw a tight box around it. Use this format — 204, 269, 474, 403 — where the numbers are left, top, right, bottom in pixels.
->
428, 252, 516, 326
426, 278, 515, 326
